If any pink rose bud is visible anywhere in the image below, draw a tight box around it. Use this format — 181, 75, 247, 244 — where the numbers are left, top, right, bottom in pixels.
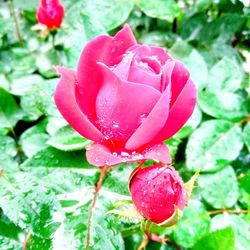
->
36, 0, 64, 30
54, 25, 196, 166
129, 164, 188, 224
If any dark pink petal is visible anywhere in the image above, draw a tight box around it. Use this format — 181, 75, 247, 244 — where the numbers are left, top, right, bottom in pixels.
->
76, 25, 136, 119
150, 46, 172, 65
154, 79, 197, 142
54, 66, 104, 142
86, 142, 171, 167
170, 61, 190, 106
125, 62, 175, 150
95, 63, 161, 141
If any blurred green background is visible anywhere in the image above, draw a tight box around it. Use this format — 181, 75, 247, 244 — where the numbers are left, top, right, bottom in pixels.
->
0, 0, 249, 249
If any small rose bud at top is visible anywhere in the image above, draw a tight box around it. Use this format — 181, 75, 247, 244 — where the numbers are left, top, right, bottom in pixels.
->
129, 164, 188, 224
36, 0, 64, 30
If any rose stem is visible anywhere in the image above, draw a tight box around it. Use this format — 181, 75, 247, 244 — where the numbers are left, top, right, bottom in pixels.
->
86, 165, 110, 250
138, 234, 149, 250
22, 232, 31, 250
207, 209, 249, 215
8, 0, 23, 47
51, 30, 57, 49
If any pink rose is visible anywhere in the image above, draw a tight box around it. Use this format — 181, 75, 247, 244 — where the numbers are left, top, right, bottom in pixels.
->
36, 0, 64, 30
129, 164, 188, 224
54, 25, 196, 166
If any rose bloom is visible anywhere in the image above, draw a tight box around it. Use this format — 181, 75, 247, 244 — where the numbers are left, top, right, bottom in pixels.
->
36, 0, 64, 30
54, 25, 196, 166
129, 164, 187, 224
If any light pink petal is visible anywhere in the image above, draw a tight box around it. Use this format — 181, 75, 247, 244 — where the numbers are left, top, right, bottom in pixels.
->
154, 79, 197, 142
170, 61, 190, 106
112, 52, 134, 80
125, 62, 175, 150
54, 66, 104, 142
96, 63, 161, 142
150, 46, 172, 65
86, 143, 171, 167
128, 45, 151, 58
76, 24, 137, 119
128, 64, 162, 90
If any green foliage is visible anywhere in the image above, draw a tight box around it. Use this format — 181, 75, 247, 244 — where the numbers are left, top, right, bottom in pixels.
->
0, 0, 249, 249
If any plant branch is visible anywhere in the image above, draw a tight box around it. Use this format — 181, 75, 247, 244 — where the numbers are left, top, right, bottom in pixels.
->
8, 0, 23, 46
236, 115, 250, 125
86, 165, 110, 250
207, 209, 249, 215
138, 234, 149, 250
22, 232, 31, 250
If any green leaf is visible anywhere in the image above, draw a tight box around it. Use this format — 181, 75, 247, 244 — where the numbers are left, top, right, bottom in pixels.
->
21, 146, 90, 168
0, 134, 16, 157
165, 137, 182, 159
26, 235, 52, 250
10, 74, 44, 96
0, 236, 22, 250
180, 12, 207, 40
211, 214, 250, 250
199, 13, 245, 45
0, 88, 23, 128
173, 200, 211, 248
28, 79, 60, 117
0, 173, 64, 238
54, 189, 126, 249
83, 0, 134, 31
193, 227, 235, 250
36, 50, 64, 78
169, 40, 208, 90
199, 91, 249, 121
243, 122, 250, 152
46, 116, 68, 135
47, 125, 90, 151
186, 120, 244, 172
239, 171, 250, 194
206, 57, 243, 93
136, 0, 181, 23
103, 164, 135, 195
20, 121, 49, 158
175, 105, 202, 139
0, 215, 22, 240
198, 166, 238, 209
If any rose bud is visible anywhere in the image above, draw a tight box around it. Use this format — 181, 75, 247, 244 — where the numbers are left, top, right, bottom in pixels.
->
36, 0, 64, 30
129, 164, 188, 225
54, 24, 196, 167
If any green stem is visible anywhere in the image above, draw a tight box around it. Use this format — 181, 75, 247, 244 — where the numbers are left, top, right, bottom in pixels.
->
8, 0, 23, 46
86, 165, 110, 250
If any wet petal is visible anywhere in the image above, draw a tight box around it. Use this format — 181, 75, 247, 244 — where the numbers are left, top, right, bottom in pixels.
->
154, 79, 197, 141
95, 63, 161, 142
76, 24, 137, 119
54, 66, 104, 142
125, 61, 175, 150
86, 142, 171, 167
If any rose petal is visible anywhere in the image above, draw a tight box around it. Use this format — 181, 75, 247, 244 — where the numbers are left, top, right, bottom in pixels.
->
170, 61, 190, 106
154, 79, 197, 141
96, 63, 161, 142
112, 52, 134, 80
76, 24, 137, 119
128, 64, 162, 90
86, 142, 171, 166
125, 61, 175, 150
54, 66, 104, 141
150, 46, 172, 65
